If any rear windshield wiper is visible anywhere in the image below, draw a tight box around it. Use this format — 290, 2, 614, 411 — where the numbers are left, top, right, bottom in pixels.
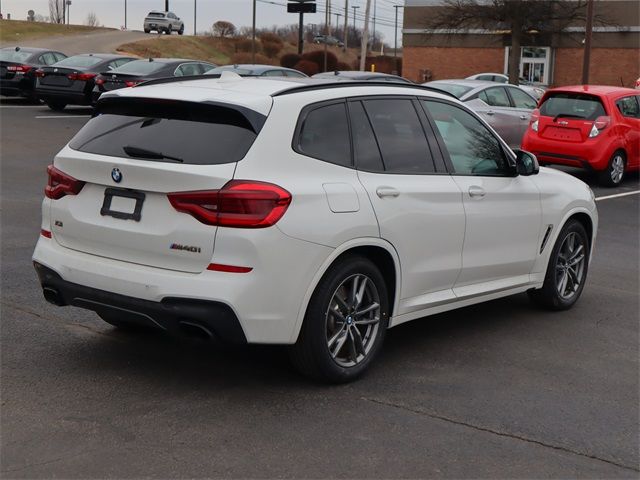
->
123, 145, 183, 163
553, 113, 585, 122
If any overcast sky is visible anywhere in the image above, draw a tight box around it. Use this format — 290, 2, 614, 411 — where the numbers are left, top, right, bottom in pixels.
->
2, 0, 403, 45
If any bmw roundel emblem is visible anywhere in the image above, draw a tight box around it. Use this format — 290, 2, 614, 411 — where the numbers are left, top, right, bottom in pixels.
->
111, 168, 123, 183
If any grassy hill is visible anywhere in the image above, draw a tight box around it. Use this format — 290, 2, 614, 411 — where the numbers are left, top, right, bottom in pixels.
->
0, 20, 111, 43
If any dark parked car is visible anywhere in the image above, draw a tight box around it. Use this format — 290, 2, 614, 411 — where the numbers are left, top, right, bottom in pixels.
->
0, 47, 66, 101
94, 58, 217, 101
204, 64, 307, 78
36, 53, 136, 111
312, 71, 412, 84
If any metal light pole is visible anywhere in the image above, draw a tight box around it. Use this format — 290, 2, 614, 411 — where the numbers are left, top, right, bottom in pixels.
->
194, 0, 196, 35
324, 0, 330, 71
581, 0, 594, 84
393, 5, 402, 74
251, 0, 257, 64
372, 0, 376, 51
124, 0, 127, 29
298, 9, 304, 55
66, 0, 71, 24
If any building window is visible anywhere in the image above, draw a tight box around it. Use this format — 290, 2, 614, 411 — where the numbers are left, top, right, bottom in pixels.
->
504, 47, 551, 86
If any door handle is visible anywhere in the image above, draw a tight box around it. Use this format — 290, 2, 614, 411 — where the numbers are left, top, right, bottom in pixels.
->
520, 114, 528, 120
485, 110, 495, 116
376, 187, 400, 198
468, 186, 486, 198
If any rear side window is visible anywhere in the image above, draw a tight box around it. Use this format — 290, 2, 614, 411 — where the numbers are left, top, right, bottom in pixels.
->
69, 100, 262, 165
540, 92, 606, 120
616, 96, 640, 119
362, 99, 435, 173
297, 102, 351, 167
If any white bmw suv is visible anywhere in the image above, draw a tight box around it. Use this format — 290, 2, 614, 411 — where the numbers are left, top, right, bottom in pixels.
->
33, 74, 598, 382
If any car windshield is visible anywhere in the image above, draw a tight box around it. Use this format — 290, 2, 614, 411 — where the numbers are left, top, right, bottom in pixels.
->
55, 56, 103, 68
113, 61, 165, 75
539, 93, 606, 120
0, 49, 33, 63
426, 83, 473, 99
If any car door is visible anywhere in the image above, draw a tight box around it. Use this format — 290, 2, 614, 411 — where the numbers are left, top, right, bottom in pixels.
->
352, 97, 466, 316
506, 86, 538, 147
472, 86, 522, 146
422, 99, 542, 297
615, 95, 640, 168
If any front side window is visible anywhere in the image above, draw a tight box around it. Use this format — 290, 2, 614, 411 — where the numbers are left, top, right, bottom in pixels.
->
508, 87, 537, 109
478, 87, 511, 107
297, 102, 351, 167
616, 96, 640, 119
423, 101, 510, 176
362, 99, 435, 173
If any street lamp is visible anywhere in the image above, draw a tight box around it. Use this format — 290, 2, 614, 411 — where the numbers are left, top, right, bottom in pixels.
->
252, 0, 257, 64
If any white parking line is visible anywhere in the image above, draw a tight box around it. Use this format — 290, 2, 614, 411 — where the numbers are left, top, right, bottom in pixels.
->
35, 115, 91, 119
595, 190, 640, 202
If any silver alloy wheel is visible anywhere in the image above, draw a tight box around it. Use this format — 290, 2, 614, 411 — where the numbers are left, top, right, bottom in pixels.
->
555, 232, 586, 300
610, 154, 625, 184
325, 274, 381, 368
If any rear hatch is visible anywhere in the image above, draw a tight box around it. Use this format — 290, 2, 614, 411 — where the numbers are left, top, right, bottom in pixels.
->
48, 97, 266, 273
537, 91, 607, 143
38, 66, 79, 88
97, 60, 167, 92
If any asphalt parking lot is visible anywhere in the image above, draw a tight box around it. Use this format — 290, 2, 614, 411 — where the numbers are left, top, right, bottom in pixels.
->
1, 99, 638, 478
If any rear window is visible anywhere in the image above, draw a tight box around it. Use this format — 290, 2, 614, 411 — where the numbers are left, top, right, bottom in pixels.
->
540, 92, 606, 120
113, 60, 166, 75
69, 99, 263, 165
207, 66, 253, 75
0, 49, 32, 63
426, 82, 473, 99
147, 12, 165, 17
55, 55, 103, 68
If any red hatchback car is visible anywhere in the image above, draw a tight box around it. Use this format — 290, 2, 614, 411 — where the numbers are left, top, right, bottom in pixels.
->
522, 85, 640, 186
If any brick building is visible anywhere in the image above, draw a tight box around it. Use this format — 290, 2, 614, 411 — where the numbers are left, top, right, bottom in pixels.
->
402, 0, 640, 88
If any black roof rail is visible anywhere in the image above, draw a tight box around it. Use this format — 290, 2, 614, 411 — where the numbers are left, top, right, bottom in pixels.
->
271, 81, 458, 98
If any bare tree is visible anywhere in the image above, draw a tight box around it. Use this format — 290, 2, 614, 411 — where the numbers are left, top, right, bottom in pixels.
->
85, 12, 100, 27
212, 20, 236, 38
48, 0, 64, 24
425, 0, 608, 84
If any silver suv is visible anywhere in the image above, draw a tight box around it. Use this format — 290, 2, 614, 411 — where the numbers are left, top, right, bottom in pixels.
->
143, 11, 184, 35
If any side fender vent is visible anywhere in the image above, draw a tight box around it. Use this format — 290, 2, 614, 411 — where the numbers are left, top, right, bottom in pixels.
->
540, 224, 553, 253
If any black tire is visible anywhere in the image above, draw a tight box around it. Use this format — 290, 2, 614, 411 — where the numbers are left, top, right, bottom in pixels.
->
289, 255, 390, 383
598, 150, 626, 187
98, 312, 155, 332
528, 219, 590, 310
144, 28, 151, 33
166, 24, 172, 34
178, 25, 184, 35
46, 101, 66, 111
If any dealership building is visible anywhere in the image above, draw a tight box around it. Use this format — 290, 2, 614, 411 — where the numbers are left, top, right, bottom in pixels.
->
402, 0, 640, 88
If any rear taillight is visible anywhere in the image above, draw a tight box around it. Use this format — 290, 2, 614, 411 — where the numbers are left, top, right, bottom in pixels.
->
35, 69, 45, 77
68, 72, 97, 81
95, 77, 105, 85
125, 80, 141, 87
589, 115, 610, 138
45, 165, 85, 200
7, 64, 32, 73
168, 180, 292, 228
40, 229, 52, 239
530, 108, 540, 132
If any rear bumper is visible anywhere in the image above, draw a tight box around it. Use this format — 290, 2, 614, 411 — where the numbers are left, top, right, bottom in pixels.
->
522, 134, 611, 171
0, 77, 33, 96
36, 89, 92, 105
34, 262, 247, 343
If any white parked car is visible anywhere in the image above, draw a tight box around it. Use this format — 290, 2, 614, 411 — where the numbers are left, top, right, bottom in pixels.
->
33, 75, 598, 382
466, 72, 546, 100
143, 10, 184, 35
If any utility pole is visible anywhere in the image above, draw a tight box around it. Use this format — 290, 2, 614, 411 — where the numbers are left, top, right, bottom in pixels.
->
252, 0, 257, 64
393, 5, 402, 74
298, 9, 304, 54
372, 0, 376, 51
581, 0, 594, 84
165, 0, 169, 12
334, 12, 341, 32
343, 0, 349, 50
359, 0, 371, 71
194, 0, 196, 35
324, 0, 330, 71
66, 0, 70, 24
62, 0, 66, 24
125, 0, 127, 29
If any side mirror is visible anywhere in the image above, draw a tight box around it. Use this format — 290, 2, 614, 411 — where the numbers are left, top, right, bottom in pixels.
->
514, 149, 539, 176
